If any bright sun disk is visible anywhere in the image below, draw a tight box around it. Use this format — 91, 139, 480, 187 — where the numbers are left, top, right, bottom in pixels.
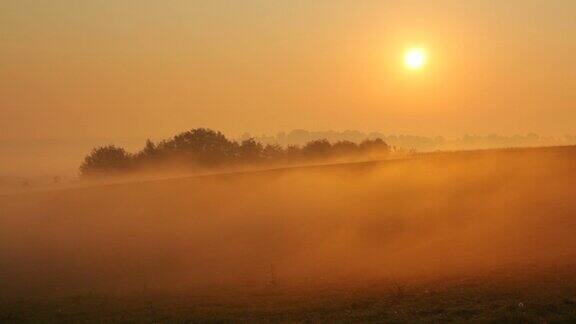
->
404, 48, 427, 70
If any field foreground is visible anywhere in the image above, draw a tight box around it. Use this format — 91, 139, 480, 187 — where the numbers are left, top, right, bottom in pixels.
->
2, 265, 576, 323
2, 146, 576, 322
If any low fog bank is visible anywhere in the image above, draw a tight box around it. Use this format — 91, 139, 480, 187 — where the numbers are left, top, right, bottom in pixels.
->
247, 131, 576, 152
1, 146, 576, 299
3, 132, 575, 185
0, 137, 145, 194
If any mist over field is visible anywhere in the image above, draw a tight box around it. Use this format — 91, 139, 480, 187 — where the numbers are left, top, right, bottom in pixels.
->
2, 132, 574, 181
2, 147, 576, 302
3, 0, 576, 320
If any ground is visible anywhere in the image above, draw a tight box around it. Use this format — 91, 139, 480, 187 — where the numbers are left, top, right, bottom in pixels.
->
2, 265, 576, 323
3, 146, 576, 323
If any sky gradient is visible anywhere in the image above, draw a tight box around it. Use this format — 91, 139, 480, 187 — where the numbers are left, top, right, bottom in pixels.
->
2, 0, 575, 139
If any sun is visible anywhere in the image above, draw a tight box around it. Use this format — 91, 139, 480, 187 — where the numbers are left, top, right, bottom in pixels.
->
404, 47, 427, 70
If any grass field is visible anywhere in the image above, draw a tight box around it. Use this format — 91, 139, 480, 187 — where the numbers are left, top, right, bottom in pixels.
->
2, 146, 576, 322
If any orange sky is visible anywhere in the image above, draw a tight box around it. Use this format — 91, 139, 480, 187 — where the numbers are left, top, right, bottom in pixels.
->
2, 0, 575, 140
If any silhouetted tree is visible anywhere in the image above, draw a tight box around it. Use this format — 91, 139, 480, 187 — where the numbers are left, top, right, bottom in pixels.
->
165, 128, 236, 166
359, 138, 391, 154
142, 139, 157, 156
302, 139, 332, 158
285, 145, 301, 160
80, 128, 393, 177
263, 144, 284, 160
80, 145, 132, 177
332, 140, 359, 156
238, 138, 264, 163
133, 139, 159, 164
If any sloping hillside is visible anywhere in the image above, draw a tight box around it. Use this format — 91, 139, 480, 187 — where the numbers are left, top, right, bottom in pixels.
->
2, 146, 576, 315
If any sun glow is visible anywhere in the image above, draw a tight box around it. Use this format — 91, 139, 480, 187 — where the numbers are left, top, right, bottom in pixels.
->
404, 48, 427, 70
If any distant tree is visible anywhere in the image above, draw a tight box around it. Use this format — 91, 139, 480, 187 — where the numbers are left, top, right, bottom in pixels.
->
166, 128, 237, 166
263, 144, 284, 161
80, 145, 132, 177
302, 139, 332, 158
79, 129, 397, 177
359, 138, 391, 155
332, 140, 359, 156
285, 145, 301, 160
134, 139, 158, 163
142, 139, 157, 156
238, 138, 264, 163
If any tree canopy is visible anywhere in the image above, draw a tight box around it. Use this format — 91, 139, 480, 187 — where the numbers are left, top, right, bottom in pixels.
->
80, 128, 392, 177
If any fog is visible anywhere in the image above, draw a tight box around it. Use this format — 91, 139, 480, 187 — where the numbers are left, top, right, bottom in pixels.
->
1, 146, 576, 300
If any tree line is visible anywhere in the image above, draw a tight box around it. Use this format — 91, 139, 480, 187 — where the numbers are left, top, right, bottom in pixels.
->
80, 128, 392, 177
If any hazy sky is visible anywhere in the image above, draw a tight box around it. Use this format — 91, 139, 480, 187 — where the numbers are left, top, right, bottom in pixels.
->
2, 0, 575, 139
